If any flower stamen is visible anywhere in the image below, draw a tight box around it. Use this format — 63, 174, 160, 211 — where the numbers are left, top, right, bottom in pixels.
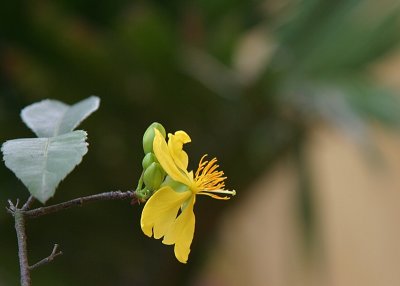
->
194, 155, 235, 198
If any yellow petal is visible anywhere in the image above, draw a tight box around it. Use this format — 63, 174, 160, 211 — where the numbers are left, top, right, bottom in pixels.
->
141, 186, 191, 239
162, 195, 196, 264
168, 131, 191, 171
153, 129, 192, 186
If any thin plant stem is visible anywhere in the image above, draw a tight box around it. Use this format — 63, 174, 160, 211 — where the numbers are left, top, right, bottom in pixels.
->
21, 196, 35, 211
29, 244, 62, 270
24, 190, 135, 218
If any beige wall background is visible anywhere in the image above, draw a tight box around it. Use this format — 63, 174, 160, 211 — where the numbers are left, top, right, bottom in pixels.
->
195, 126, 400, 286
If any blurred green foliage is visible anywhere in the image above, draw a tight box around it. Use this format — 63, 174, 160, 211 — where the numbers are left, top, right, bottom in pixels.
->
1, 0, 400, 285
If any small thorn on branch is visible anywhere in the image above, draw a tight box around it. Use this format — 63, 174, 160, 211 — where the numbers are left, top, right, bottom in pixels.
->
29, 244, 63, 270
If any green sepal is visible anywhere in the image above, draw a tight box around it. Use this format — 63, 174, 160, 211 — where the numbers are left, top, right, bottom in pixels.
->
135, 187, 152, 201
161, 176, 189, 193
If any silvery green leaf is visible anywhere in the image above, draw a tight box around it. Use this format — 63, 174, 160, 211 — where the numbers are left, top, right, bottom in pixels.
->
1, 130, 88, 204
21, 96, 100, 137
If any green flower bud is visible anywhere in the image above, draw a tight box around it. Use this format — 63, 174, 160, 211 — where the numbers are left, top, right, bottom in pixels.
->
143, 122, 166, 154
142, 152, 157, 170
143, 162, 165, 190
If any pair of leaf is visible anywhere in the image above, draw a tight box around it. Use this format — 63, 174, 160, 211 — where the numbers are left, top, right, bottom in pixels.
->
1, 96, 100, 204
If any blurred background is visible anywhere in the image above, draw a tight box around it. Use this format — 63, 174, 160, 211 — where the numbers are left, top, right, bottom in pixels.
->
2, 0, 400, 285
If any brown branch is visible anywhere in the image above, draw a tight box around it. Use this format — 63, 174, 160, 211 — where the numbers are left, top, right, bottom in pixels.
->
23, 190, 136, 218
10, 202, 31, 286
29, 244, 63, 270
8, 190, 137, 285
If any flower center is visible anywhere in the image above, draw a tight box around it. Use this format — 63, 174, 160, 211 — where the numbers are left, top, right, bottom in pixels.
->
193, 155, 236, 199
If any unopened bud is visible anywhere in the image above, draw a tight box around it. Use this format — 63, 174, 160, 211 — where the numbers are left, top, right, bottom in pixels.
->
143, 162, 165, 190
142, 152, 157, 170
143, 122, 166, 154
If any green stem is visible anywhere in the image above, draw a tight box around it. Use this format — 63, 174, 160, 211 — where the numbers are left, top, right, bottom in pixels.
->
135, 171, 144, 192
134, 171, 151, 200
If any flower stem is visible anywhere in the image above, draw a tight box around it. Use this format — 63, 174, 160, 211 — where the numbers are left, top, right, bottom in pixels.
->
135, 171, 144, 192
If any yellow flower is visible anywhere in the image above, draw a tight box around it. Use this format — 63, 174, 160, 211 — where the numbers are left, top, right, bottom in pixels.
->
140, 129, 236, 263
